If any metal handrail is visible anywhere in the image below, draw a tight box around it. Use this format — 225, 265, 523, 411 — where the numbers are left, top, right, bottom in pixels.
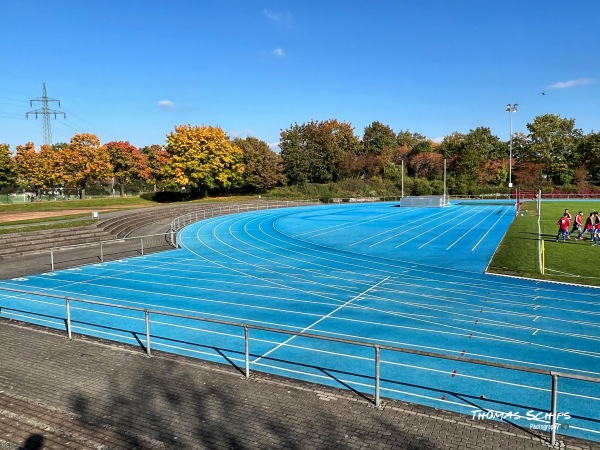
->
0, 284, 598, 446
49, 232, 173, 271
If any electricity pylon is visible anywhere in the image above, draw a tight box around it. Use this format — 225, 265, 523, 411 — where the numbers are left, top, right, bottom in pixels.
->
26, 83, 66, 146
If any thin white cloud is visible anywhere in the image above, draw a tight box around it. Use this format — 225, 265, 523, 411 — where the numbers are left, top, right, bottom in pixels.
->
273, 47, 285, 57
157, 100, 175, 108
547, 78, 594, 90
263, 10, 292, 26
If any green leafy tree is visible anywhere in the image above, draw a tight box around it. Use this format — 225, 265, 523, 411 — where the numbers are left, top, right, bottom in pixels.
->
440, 127, 504, 187
362, 121, 396, 155
523, 114, 583, 183
397, 130, 428, 149
280, 123, 310, 186
233, 137, 284, 192
165, 125, 244, 196
307, 119, 360, 182
280, 119, 360, 185
576, 131, 600, 184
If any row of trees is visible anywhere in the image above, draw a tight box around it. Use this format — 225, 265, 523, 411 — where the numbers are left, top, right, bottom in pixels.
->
1, 113, 599, 199
0, 126, 285, 198
280, 114, 600, 194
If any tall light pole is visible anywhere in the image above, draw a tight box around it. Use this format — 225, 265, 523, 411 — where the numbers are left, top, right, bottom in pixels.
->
506, 103, 518, 188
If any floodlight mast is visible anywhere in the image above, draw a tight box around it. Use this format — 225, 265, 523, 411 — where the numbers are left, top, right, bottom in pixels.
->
506, 103, 518, 188
26, 83, 66, 146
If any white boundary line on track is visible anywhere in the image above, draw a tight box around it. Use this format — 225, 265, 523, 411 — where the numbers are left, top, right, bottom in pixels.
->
446, 206, 503, 251
252, 276, 390, 364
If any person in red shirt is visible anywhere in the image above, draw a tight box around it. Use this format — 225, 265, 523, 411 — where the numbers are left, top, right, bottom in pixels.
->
571, 211, 583, 239
556, 213, 570, 242
582, 212, 595, 240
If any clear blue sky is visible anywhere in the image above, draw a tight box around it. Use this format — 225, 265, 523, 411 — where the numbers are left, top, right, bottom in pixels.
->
1, 1, 598, 152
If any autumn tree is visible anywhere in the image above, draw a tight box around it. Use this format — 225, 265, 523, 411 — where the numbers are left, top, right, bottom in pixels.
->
409, 152, 443, 180
13, 142, 42, 193
165, 125, 244, 196
141, 145, 169, 190
341, 152, 381, 179
40, 144, 69, 189
232, 137, 284, 192
62, 133, 113, 198
0, 144, 15, 191
104, 141, 150, 196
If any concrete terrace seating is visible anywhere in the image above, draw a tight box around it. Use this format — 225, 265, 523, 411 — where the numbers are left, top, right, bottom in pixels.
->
0, 226, 114, 260
96, 204, 214, 238
0, 202, 243, 261
0, 201, 309, 262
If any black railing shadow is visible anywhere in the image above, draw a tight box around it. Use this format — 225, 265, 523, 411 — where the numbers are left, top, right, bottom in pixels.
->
2, 305, 598, 444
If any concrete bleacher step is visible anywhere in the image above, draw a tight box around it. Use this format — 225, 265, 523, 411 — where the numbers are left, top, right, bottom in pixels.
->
0, 227, 114, 260
97, 204, 222, 237
0, 202, 271, 261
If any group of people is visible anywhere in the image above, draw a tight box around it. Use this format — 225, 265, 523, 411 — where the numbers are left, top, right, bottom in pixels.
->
556, 208, 600, 245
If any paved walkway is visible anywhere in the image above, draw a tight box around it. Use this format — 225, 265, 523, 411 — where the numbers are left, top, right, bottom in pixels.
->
2, 319, 599, 450
1, 211, 600, 449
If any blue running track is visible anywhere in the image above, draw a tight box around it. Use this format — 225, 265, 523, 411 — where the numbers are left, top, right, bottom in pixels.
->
1, 202, 599, 441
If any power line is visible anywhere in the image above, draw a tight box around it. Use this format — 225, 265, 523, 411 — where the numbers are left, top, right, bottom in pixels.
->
26, 83, 66, 146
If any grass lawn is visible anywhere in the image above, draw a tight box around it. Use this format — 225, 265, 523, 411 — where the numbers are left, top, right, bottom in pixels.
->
0, 196, 155, 213
488, 200, 600, 287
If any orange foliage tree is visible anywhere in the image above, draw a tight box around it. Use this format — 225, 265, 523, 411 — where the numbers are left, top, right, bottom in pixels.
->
62, 133, 113, 197
104, 141, 150, 196
165, 125, 244, 196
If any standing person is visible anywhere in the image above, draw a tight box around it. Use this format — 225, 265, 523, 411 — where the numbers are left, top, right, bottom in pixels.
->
556, 213, 570, 242
564, 209, 572, 239
571, 211, 583, 239
593, 212, 600, 246
583, 212, 595, 240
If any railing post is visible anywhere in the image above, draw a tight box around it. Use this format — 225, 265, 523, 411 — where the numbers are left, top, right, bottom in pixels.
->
244, 326, 250, 378
374, 345, 381, 408
100, 241, 104, 262
140, 237, 144, 255
51, 248, 55, 272
65, 297, 72, 339
550, 373, 558, 446
144, 309, 151, 357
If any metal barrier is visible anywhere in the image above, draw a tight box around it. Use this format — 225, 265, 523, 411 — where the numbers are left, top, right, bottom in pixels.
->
50, 233, 173, 271
0, 286, 599, 446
